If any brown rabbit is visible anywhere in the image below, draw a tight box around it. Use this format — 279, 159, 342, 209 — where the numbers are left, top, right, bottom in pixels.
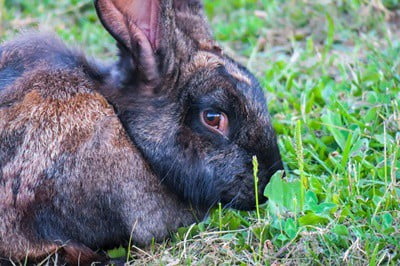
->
0, 0, 283, 264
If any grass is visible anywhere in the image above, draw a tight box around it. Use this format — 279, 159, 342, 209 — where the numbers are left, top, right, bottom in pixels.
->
1, 0, 400, 264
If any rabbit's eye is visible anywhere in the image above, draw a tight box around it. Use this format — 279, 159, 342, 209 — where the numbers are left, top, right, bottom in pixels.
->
201, 110, 229, 136
204, 111, 221, 127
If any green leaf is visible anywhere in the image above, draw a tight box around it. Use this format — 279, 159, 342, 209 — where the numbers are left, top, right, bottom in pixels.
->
107, 246, 126, 259
374, 134, 395, 145
304, 190, 318, 211
382, 213, 393, 229
284, 218, 298, 239
277, 233, 289, 242
321, 110, 347, 150
220, 233, 236, 241
304, 191, 335, 212
333, 225, 349, 237
372, 195, 382, 207
264, 170, 303, 213
309, 176, 324, 194
315, 202, 337, 214
299, 212, 329, 226
350, 138, 369, 157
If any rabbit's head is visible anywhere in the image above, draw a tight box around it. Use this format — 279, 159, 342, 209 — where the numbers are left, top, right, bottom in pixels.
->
95, 0, 283, 210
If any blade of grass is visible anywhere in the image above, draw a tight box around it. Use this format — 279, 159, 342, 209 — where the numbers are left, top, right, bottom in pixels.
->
252, 156, 261, 220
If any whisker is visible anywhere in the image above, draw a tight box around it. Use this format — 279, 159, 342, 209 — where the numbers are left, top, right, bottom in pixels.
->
205, 198, 220, 217
159, 155, 179, 185
223, 193, 241, 210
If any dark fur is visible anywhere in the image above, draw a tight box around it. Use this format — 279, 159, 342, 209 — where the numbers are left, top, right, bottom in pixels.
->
0, 0, 283, 264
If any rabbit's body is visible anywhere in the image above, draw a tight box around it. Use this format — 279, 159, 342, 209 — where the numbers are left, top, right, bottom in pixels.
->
0, 33, 200, 263
0, 0, 283, 264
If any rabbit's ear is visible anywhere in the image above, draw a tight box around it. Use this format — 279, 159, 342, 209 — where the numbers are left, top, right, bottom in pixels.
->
95, 0, 162, 50
95, 0, 172, 94
173, 0, 220, 53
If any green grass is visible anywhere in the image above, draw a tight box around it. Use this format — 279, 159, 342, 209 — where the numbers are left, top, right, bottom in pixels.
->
1, 0, 400, 264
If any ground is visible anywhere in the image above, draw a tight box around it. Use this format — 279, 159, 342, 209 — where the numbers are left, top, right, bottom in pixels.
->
1, 0, 399, 265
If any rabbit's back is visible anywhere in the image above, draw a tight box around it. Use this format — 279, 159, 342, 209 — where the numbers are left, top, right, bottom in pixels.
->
0, 32, 112, 207
0, 33, 115, 186
0, 33, 121, 259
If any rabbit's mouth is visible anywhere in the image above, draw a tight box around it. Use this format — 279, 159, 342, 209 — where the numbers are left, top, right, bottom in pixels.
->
219, 180, 269, 211
219, 160, 284, 211
221, 191, 268, 211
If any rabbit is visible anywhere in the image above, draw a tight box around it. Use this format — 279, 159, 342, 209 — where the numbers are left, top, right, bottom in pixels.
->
0, 0, 283, 264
